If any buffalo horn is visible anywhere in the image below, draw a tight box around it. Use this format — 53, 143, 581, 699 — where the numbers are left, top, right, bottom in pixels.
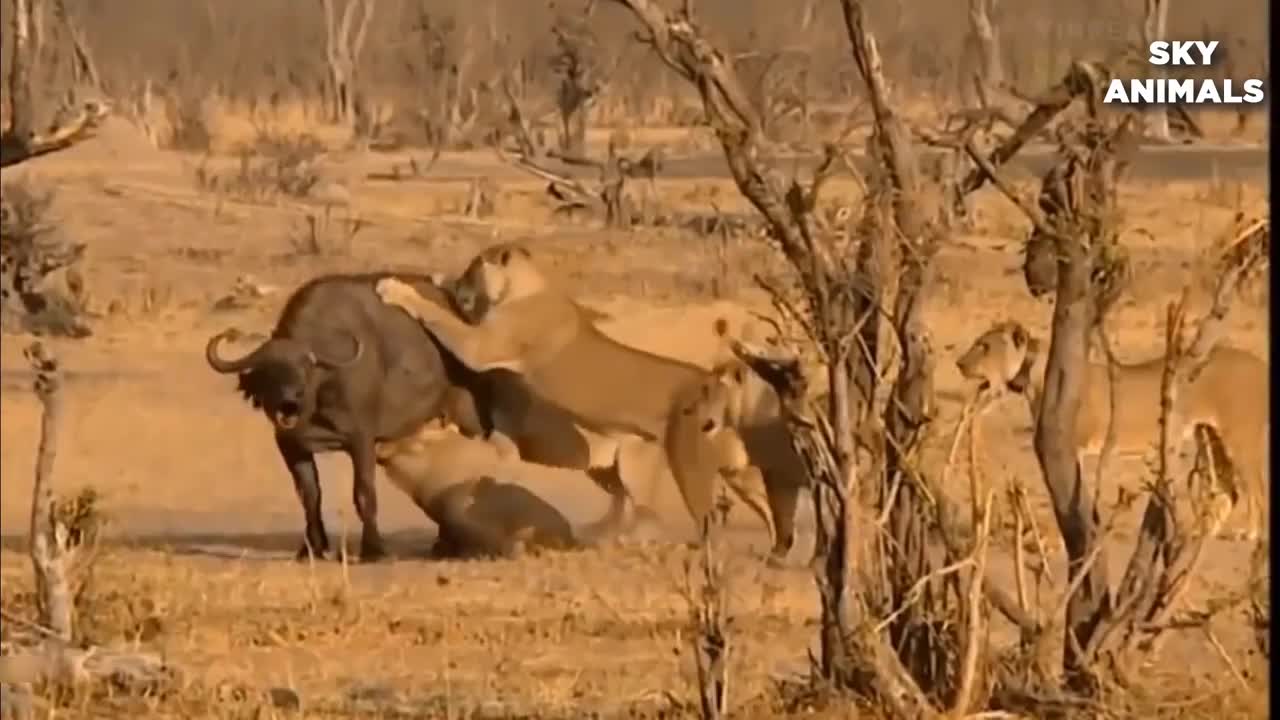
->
205, 330, 269, 373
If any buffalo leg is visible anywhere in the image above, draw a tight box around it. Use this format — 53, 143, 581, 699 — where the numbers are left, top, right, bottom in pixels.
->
276, 434, 330, 560
350, 438, 387, 562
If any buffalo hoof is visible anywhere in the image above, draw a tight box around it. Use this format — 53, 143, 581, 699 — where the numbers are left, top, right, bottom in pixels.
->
359, 542, 390, 563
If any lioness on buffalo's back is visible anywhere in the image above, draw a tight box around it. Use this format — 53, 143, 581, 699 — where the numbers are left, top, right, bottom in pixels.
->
376, 242, 811, 561
955, 320, 1269, 541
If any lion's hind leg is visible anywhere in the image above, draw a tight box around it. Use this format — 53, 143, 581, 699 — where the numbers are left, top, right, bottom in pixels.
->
1190, 425, 1247, 541
1210, 422, 1270, 543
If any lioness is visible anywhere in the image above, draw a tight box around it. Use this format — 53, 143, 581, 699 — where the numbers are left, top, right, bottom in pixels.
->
665, 360, 775, 544
696, 353, 812, 561
376, 243, 809, 560
378, 243, 704, 441
955, 321, 1269, 541
375, 421, 631, 558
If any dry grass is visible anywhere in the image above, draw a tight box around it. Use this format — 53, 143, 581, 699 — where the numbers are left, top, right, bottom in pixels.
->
0, 115, 1269, 717
0, 543, 823, 718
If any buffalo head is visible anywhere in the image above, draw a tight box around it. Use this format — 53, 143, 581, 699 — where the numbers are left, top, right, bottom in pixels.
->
206, 329, 364, 431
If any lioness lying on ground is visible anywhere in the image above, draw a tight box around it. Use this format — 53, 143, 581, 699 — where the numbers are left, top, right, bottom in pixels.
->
375, 421, 632, 558
955, 320, 1269, 541
377, 243, 810, 561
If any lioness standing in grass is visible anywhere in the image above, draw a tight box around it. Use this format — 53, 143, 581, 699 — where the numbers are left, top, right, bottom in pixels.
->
955, 320, 1269, 541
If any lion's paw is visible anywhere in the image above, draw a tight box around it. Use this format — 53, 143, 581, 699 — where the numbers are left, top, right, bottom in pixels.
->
375, 277, 416, 307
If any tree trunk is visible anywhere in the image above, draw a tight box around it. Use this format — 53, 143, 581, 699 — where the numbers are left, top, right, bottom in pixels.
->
1142, 0, 1171, 141
25, 342, 74, 642
963, 0, 1004, 102
2, 0, 105, 168
318, 0, 373, 128
7, 0, 35, 140
1033, 226, 1111, 685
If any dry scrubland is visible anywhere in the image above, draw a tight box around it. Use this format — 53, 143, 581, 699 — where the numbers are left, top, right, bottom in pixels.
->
0, 0, 1272, 718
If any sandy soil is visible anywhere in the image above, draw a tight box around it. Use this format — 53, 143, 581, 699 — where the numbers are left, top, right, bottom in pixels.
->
0, 117, 1269, 718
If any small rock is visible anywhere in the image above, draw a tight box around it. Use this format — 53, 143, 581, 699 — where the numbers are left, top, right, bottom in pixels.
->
266, 686, 301, 711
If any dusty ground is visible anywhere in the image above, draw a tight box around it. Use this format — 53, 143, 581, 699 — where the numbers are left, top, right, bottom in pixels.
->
0, 116, 1270, 718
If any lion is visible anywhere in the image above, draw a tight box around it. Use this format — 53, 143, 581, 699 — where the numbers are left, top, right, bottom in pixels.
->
374, 420, 632, 558
691, 351, 814, 563
664, 359, 775, 545
377, 243, 703, 442
955, 320, 1269, 541
376, 243, 810, 560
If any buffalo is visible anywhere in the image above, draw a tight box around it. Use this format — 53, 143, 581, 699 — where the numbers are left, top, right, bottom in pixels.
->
206, 273, 488, 562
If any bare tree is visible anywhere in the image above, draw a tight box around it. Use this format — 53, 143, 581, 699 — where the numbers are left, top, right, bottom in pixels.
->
596, 1, 1060, 715
0, 0, 107, 169
52, 0, 102, 95
549, 2, 612, 156
971, 60, 1269, 706
596, 0, 1256, 715
957, 0, 1024, 129
318, 0, 375, 129
2, 0, 101, 338
25, 342, 75, 643
0, 344, 174, 692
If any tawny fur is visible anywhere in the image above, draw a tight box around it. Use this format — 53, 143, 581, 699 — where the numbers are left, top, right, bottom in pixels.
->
664, 361, 774, 545
377, 243, 703, 441
377, 242, 809, 559
955, 320, 1270, 541
374, 421, 630, 558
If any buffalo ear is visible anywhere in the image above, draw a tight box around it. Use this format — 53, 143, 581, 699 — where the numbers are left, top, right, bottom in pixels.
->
310, 331, 364, 368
